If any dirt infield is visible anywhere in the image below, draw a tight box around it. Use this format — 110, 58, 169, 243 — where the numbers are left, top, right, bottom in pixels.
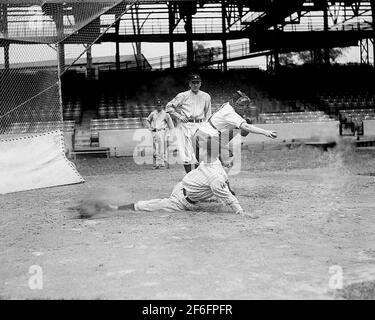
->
1, 142, 375, 299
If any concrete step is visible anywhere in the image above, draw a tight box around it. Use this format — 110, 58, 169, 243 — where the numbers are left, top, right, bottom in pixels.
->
75, 144, 91, 148
74, 140, 91, 146
75, 137, 91, 141
75, 134, 91, 139
75, 140, 91, 144
75, 130, 91, 135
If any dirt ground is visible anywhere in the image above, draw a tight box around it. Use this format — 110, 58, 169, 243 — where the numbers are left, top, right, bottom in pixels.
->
1, 140, 375, 300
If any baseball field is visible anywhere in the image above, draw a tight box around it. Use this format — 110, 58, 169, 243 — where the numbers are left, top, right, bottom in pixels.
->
1, 140, 375, 299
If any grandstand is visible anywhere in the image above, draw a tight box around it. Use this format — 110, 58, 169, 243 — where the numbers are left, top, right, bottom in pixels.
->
1, 0, 375, 154
1, 120, 75, 135
54, 64, 375, 152
258, 111, 333, 124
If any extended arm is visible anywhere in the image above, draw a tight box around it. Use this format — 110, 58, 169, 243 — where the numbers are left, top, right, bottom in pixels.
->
210, 178, 243, 214
239, 122, 277, 139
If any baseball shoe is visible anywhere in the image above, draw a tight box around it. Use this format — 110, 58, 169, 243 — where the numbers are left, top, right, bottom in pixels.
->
153, 165, 160, 170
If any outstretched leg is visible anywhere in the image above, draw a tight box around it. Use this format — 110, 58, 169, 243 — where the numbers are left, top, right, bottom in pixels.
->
75, 195, 184, 219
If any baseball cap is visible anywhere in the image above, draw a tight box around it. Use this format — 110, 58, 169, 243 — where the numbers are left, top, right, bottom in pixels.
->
155, 98, 162, 105
233, 90, 248, 100
189, 74, 201, 82
232, 90, 251, 108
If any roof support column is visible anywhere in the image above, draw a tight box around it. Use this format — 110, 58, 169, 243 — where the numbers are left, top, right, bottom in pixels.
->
273, 26, 280, 73
54, 3, 65, 122
57, 44, 65, 78
168, 2, 175, 69
55, 3, 65, 77
1, 4, 9, 70
115, 16, 120, 71
371, 0, 375, 66
185, 13, 194, 68
4, 42, 9, 71
323, 2, 330, 65
273, 49, 279, 73
86, 47, 94, 80
360, 38, 370, 65
221, 1, 228, 72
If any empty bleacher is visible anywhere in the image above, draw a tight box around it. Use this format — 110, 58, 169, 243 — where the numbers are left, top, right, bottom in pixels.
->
316, 87, 375, 136
203, 70, 307, 115
62, 96, 83, 123
90, 118, 148, 143
258, 111, 332, 124
319, 91, 375, 115
58, 67, 375, 139
97, 95, 154, 119
1, 120, 75, 135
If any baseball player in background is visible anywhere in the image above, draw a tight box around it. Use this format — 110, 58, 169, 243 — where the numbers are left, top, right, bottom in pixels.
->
166, 74, 211, 174
192, 90, 277, 164
146, 98, 174, 169
75, 154, 258, 219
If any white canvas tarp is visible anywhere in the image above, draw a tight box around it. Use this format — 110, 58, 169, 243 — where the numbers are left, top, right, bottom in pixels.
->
0, 130, 84, 194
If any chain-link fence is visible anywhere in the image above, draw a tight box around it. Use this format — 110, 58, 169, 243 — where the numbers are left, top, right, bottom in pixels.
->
0, 1, 134, 136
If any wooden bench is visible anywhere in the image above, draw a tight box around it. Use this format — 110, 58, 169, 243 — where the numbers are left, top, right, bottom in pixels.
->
71, 147, 110, 160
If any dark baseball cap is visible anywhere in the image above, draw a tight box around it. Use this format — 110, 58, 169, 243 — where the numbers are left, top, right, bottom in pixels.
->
155, 98, 162, 105
189, 74, 201, 82
233, 90, 248, 100
232, 90, 251, 108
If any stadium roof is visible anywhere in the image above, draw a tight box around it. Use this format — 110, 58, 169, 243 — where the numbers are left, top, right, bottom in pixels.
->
2, 1, 372, 7
1, 1, 374, 67
2, 1, 140, 3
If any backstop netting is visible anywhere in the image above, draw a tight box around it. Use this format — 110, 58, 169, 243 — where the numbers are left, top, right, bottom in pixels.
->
0, 1, 134, 194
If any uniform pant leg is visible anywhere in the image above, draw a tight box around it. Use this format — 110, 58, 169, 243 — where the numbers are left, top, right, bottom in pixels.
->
187, 123, 200, 164
135, 182, 190, 212
152, 133, 157, 166
176, 123, 197, 164
155, 130, 166, 166
175, 124, 188, 163
135, 198, 180, 212
154, 131, 161, 166
191, 123, 200, 164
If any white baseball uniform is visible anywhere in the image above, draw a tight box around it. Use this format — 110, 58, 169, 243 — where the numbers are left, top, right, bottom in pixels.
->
135, 159, 243, 214
147, 109, 174, 166
166, 89, 211, 164
193, 102, 246, 163
199, 102, 246, 137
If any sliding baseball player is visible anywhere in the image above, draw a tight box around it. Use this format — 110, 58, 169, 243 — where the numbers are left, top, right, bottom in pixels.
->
74, 155, 258, 219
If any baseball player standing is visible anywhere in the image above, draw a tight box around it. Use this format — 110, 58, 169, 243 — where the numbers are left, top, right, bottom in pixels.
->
166, 74, 211, 174
146, 98, 174, 169
76, 155, 258, 218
